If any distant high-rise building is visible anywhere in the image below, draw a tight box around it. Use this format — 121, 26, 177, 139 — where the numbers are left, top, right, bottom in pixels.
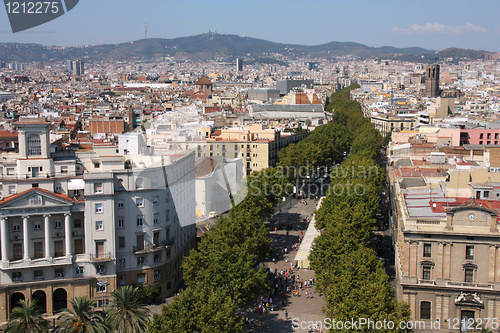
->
236, 58, 243, 72
270, 66, 277, 74
66, 60, 73, 72
425, 64, 440, 98
72, 59, 84, 76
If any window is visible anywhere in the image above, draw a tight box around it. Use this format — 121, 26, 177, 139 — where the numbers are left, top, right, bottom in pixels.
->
54, 241, 63, 257
153, 196, 159, 205
167, 282, 172, 290
135, 178, 143, 190
75, 266, 84, 276
118, 236, 125, 248
136, 216, 143, 227
27, 134, 42, 156
55, 185, 63, 193
12, 272, 22, 282
13, 223, 20, 232
423, 243, 432, 257
34, 242, 43, 258
117, 200, 124, 208
154, 253, 161, 262
9, 185, 16, 194
136, 198, 144, 207
94, 183, 103, 194
34, 270, 43, 280
74, 219, 82, 228
95, 221, 103, 231
93, 162, 100, 168
96, 283, 106, 292
60, 166, 68, 174
422, 266, 432, 281
118, 218, 124, 229
488, 133, 491, 139
120, 275, 126, 285
166, 266, 171, 275
119, 258, 126, 267
484, 191, 490, 198
95, 203, 103, 213
137, 257, 145, 266
465, 268, 474, 283
165, 194, 169, 202
55, 220, 61, 229
55, 268, 64, 278
154, 213, 159, 225
480, 133, 484, 139
154, 270, 161, 280
466, 246, 474, 260
420, 301, 431, 320
96, 265, 105, 274
6, 168, 14, 175
137, 273, 146, 284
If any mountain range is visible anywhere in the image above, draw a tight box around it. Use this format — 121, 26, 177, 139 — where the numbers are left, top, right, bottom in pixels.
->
0, 32, 493, 63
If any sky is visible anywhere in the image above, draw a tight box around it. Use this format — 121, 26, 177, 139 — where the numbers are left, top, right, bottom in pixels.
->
1, 0, 500, 52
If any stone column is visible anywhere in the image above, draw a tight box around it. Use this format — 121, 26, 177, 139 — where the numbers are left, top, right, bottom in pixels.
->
437, 243, 444, 279
64, 213, 72, 256
1, 217, 8, 261
44, 214, 51, 259
22, 216, 29, 260
436, 295, 442, 320
490, 246, 496, 282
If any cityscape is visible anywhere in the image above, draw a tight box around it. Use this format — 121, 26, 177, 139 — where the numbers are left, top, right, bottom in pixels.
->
1, 1, 500, 332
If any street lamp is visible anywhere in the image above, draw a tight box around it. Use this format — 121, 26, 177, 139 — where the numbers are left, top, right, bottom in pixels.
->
97, 280, 108, 312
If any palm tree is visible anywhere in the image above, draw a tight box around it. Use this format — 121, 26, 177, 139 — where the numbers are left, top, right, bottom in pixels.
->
5, 299, 49, 333
54, 296, 108, 333
106, 286, 151, 333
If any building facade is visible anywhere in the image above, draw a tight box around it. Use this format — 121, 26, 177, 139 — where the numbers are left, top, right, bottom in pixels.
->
0, 118, 196, 323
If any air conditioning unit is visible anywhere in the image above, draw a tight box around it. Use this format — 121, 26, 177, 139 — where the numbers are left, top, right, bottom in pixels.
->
55, 272, 63, 278
72, 231, 77, 236
14, 236, 18, 240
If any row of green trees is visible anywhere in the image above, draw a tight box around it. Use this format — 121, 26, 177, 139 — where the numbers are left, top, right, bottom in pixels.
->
5, 285, 150, 333
150, 168, 290, 332
308, 85, 410, 332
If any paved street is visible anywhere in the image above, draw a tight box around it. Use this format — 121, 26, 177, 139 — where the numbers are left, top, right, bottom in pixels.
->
242, 198, 327, 333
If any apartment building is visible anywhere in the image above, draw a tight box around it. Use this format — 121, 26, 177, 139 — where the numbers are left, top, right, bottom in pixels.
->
0, 118, 196, 322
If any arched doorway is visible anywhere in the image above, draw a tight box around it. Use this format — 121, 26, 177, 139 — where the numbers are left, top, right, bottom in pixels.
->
32, 290, 47, 313
10, 292, 25, 312
53, 288, 67, 313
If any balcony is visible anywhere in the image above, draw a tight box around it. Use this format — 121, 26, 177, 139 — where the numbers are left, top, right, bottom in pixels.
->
418, 279, 436, 285
446, 281, 494, 290
133, 240, 172, 254
89, 253, 113, 262
2, 256, 73, 270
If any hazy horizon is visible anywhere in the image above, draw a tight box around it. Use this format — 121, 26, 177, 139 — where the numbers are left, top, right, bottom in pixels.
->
1, 0, 499, 52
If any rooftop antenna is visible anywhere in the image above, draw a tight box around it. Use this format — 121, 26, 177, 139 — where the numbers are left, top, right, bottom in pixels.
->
144, 19, 147, 40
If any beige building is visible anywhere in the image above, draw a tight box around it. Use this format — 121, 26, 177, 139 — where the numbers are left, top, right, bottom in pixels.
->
391, 160, 500, 331
371, 113, 417, 136
151, 124, 309, 175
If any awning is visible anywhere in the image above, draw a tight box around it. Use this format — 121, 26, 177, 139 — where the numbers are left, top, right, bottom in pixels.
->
68, 179, 85, 190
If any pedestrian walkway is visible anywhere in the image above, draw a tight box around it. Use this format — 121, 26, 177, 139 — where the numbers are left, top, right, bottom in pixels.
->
294, 197, 323, 269
243, 198, 327, 333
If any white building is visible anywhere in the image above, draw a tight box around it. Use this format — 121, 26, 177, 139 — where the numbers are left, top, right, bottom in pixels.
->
0, 118, 196, 322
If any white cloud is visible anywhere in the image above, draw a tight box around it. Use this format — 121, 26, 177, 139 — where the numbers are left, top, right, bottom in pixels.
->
392, 22, 488, 34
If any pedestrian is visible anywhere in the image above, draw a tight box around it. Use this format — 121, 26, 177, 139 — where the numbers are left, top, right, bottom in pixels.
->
285, 310, 288, 319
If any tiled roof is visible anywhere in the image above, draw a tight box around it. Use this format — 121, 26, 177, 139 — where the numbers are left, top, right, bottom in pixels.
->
195, 75, 213, 85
